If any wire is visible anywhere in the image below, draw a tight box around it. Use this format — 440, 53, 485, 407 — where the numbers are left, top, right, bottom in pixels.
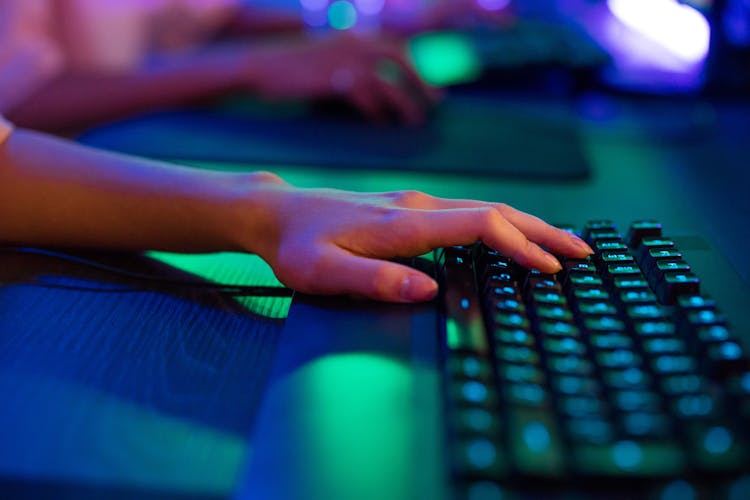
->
0, 246, 294, 297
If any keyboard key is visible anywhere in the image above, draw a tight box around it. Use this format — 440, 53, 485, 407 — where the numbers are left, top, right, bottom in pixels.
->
500, 364, 545, 385
651, 355, 697, 375
671, 393, 720, 420
566, 418, 615, 445
660, 374, 708, 396
634, 321, 676, 337
507, 408, 566, 477
454, 437, 508, 479
544, 337, 586, 356
619, 412, 672, 438
597, 349, 642, 369
504, 383, 549, 408
553, 375, 601, 396
601, 251, 636, 266
453, 407, 503, 436
530, 291, 567, 306
619, 289, 658, 306
449, 355, 493, 380
590, 333, 634, 351
612, 390, 663, 412
583, 220, 617, 240
537, 321, 580, 338
626, 220, 662, 247
658, 273, 700, 304
496, 345, 539, 365
559, 396, 608, 418
603, 367, 651, 389
453, 380, 498, 408
548, 355, 595, 376
572, 288, 610, 302
578, 301, 618, 317
642, 337, 686, 355
571, 440, 686, 477
685, 423, 748, 472
494, 328, 534, 346
637, 238, 676, 263
585, 316, 626, 333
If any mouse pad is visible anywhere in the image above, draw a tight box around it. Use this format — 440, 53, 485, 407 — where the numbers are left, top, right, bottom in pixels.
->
78, 94, 590, 180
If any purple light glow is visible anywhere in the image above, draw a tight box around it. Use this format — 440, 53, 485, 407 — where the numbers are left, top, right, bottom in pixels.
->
607, 0, 710, 66
477, 0, 511, 12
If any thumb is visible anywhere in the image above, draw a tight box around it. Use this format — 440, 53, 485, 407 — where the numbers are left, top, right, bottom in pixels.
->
308, 250, 439, 303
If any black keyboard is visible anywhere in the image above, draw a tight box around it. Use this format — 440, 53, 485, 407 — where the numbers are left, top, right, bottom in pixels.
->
438, 220, 750, 498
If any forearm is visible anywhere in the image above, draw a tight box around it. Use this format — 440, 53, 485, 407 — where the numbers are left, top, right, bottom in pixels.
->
0, 129, 267, 253
7, 48, 250, 131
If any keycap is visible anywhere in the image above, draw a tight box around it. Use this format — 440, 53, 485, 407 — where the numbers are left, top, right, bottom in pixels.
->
657, 273, 700, 304
597, 349, 641, 368
559, 396, 609, 418
651, 355, 697, 375
494, 328, 534, 346
454, 437, 508, 479
603, 367, 651, 389
626, 220, 662, 247
612, 390, 663, 412
573, 288, 610, 302
642, 337, 686, 355
544, 337, 586, 356
685, 423, 748, 472
453, 407, 503, 436
449, 355, 493, 380
637, 238, 676, 263
671, 393, 721, 420
619, 290, 658, 306
507, 408, 566, 477
578, 302, 618, 317
496, 345, 539, 365
537, 321, 580, 338
566, 418, 615, 445
442, 250, 489, 353
619, 412, 672, 438
553, 375, 601, 396
548, 355, 595, 376
591, 333, 634, 351
452, 380, 499, 408
582, 220, 617, 240
571, 440, 686, 477
499, 364, 545, 385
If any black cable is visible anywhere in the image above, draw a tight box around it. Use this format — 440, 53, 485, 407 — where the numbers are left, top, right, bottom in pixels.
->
0, 246, 294, 297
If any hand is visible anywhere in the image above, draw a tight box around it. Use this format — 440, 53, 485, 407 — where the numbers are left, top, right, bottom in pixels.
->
383, 0, 514, 35
236, 173, 593, 303
241, 33, 441, 125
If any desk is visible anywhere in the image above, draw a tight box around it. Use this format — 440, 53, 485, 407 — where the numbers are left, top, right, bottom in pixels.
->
1, 95, 749, 499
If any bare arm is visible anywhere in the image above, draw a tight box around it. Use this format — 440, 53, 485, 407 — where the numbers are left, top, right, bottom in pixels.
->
6, 47, 250, 132
0, 129, 592, 302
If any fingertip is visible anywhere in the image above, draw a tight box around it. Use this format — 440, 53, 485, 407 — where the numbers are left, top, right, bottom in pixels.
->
399, 273, 439, 302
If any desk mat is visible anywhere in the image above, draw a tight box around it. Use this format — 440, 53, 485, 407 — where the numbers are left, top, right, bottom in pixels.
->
78, 94, 590, 180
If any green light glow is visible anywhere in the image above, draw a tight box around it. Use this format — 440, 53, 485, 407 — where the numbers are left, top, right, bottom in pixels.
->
409, 32, 482, 86
146, 251, 290, 319
328, 0, 357, 30
301, 353, 412, 500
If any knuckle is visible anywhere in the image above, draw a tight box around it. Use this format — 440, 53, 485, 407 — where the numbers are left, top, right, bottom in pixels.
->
389, 189, 430, 207
250, 170, 284, 185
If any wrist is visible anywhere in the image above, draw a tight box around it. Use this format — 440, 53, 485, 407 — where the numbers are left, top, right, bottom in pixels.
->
220, 171, 290, 259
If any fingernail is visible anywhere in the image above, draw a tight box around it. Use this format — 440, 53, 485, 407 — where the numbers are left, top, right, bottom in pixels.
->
571, 234, 594, 255
544, 252, 563, 273
400, 275, 438, 302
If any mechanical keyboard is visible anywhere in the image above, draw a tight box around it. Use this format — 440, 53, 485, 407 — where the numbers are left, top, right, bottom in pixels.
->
438, 220, 750, 498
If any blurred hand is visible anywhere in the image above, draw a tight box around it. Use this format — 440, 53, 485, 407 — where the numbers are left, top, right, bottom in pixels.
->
241, 33, 441, 125
238, 173, 593, 303
383, 0, 515, 35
